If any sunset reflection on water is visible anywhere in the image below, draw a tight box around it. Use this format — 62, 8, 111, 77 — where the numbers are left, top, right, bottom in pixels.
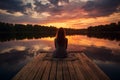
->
0, 35, 120, 80
39, 35, 120, 51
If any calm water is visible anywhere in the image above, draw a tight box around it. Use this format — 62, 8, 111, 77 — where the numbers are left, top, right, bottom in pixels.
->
0, 35, 120, 80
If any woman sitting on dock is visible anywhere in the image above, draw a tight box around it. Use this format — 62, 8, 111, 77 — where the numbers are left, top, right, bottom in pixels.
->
53, 28, 68, 58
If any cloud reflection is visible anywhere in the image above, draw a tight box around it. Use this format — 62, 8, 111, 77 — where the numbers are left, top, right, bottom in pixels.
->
0, 49, 33, 80
84, 46, 120, 63
0, 35, 120, 80
0, 46, 26, 54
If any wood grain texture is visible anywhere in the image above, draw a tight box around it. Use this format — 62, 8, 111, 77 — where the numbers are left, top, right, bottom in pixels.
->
12, 53, 110, 80
62, 61, 70, 80
12, 53, 46, 80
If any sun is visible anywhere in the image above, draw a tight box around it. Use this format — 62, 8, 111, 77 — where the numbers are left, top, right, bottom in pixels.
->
42, 22, 69, 28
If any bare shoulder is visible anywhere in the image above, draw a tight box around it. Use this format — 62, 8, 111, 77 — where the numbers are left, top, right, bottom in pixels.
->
65, 38, 68, 41
65, 38, 68, 40
54, 38, 57, 42
54, 38, 57, 40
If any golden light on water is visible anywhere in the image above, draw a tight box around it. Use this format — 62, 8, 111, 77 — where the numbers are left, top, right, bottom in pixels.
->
67, 35, 120, 49
40, 35, 120, 50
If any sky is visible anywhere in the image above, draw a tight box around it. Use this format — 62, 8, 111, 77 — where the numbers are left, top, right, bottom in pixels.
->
0, 0, 120, 29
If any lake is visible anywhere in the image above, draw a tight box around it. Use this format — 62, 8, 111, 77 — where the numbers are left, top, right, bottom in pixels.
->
0, 35, 120, 80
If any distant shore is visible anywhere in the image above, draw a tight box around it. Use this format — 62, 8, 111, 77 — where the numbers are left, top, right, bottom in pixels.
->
0, 21, 120, 42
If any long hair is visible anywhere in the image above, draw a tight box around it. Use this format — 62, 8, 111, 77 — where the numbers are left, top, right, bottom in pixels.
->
56, 28, 66, 46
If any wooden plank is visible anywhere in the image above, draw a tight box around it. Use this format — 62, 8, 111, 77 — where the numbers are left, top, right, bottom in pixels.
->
57, 61, 63, 80
74, 54, 91, 80
26, 56, 47, 80
67, 61, 78, 80
49, 61, 57, 80
62, 61, 70, 80
33, 61, 48, 80
72, 60, 85, 80
76, 53, 100, 80
12, 53, 110, 80
12, 53, 46, 80
81, 53, 110, 80
41, 61, 52, 80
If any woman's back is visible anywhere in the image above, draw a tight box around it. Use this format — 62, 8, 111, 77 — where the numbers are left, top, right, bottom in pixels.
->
55, 38, 67, 49
53, 38, 68, 58
53, 28, 68, 58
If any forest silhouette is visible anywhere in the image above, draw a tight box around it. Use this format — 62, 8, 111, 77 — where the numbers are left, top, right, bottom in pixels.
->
0, 21, 120, 42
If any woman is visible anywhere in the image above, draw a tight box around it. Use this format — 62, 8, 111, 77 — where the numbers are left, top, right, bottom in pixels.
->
53, 28, 68, 58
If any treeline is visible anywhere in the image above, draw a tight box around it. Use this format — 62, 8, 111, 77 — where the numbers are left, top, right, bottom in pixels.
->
0, 22, 57, 34
0, 22, 79, 42
0, 22, 57, 41
0, 21, 120, 42
87, 22, 120, 32
0, 22, 82, 35
85, 21, 120, 40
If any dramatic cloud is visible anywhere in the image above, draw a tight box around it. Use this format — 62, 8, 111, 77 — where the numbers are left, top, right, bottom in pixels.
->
34, 0, 70, 14
49, 0, 59, 6
0, 12, 43, 24
49, 0, 69, 6
83, 0, 120, 17
0, 0, 120, 28
34, 0, 50, 13
0, 0, 32, 13
33, 0, 120, 18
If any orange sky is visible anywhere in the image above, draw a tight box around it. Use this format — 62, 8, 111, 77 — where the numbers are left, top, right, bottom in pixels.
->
41, 12, 120, 29
0, 0, 120, 29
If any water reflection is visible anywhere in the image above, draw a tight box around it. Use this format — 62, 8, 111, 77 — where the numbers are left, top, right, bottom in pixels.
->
84, 46, 120, 63
0, 50, 33, 80
67, 35, 120, 50
0, 38, 55, 80
0, 35, 120, 80
84, 46, 120, 80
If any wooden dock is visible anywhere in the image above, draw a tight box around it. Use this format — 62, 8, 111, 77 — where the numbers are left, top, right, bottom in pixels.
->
12, 53, 110, 80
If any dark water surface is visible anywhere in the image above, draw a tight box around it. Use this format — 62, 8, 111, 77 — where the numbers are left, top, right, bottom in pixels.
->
0, 35, 120, 80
